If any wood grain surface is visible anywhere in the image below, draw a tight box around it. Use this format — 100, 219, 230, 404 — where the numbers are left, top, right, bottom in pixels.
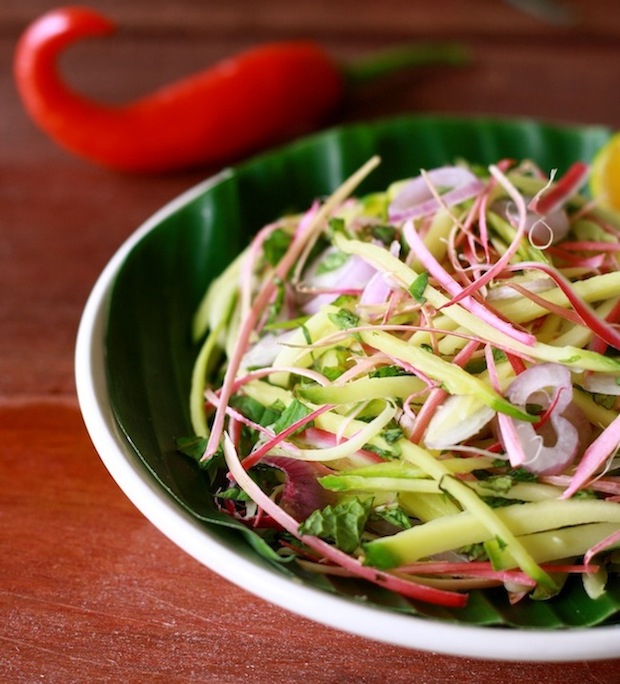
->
2, 1, 620, 680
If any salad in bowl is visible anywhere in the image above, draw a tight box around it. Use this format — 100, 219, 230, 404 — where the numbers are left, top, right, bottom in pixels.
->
187, 151, 620, 610
77, 116, 620, 659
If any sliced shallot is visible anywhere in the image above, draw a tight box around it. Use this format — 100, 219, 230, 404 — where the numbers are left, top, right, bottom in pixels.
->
499, 363, 587, 475
388, 165, 484, 222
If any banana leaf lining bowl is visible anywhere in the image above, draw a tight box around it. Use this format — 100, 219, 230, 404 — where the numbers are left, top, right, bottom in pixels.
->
75, 115, 620, 661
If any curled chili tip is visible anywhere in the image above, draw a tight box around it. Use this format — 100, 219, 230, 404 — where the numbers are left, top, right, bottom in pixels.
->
14, 6, 344, 173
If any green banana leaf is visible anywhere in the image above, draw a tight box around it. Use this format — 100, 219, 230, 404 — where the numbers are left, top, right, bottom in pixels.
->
105, 114, 620, 629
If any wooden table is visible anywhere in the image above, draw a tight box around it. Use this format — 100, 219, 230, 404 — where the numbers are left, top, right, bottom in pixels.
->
3, 1, 620, 680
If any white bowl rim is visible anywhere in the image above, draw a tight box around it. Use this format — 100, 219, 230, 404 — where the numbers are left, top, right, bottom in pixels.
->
75, 167, 620, 664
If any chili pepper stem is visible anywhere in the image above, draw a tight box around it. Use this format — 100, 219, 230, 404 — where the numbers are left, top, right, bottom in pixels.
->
344, 42, 469, 87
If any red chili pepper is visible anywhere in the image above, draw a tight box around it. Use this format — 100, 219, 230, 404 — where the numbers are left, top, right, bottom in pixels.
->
14, 6, 344, 173
14, 6, 467, 174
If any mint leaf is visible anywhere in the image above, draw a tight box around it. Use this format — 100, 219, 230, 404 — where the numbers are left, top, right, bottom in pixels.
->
371, 224, 396, 245
273, 398, 313, 435
298, 497, 373, 553
230, 395, 284, 427
266, 278, 285, 324
316, 249, 348, 275
176, 435, 208, 461
369, 364, 410, 378
371, 505, 412, 530
383, 425, 404, 444
362, 443, 398, 459
509, 467, 538, 483
322, 366, 345, 381
328, 308, 360, 330
263, 228, 292, 266
593, 393, 616, 410
216, 486, 252, 501
492, 348, 507, 363
409, 271, 429, 303
328, 217, 346, 235
176, 435, 224, 483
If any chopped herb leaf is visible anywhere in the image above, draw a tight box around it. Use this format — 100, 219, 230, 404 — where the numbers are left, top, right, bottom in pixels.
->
371, 505, 412, 530
266, 277, 285, 324
371, 224, 397, 245
316, 249, 348, 275
328, 308, 360, 330
525, 402, 544, 415
298, 497, 373, 553
263, 228, 292, 266
369, 364, 411, 378
273, 398, 313, 435
480, 496, 516, 508
176, 434, 208, 461
593, 393, 616, 410
230, 395, 285, 427
328, 217, 346, 235
176, 435, 224, 483
492, 348, 507, 362
217, 486, 252, 501
495, 536, 507, 551
362, 442, 399, 459
322, 366, 345, 381
478, 475, 513, 494
509, 467, 538, 483
409, 271, 429, 303
383, 425, 404, 444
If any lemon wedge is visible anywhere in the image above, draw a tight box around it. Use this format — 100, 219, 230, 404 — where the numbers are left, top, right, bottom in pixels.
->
590, 132, 620, 210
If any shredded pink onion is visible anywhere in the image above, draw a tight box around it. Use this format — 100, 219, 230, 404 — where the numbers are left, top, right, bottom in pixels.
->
584, 529, 620, 570
241, 329, 299, 369
301, 250, 378, 315
503, 261, 620, 351
388, 166, 485, 222
529, 162, 589, 216
358, 269, 392, 306
563, 413, 620, 498
403, 220, 535, 346
443, 164, 531, 313
359, 241, 401, 307
499, 363, 586, 475
494, 198, 570, 245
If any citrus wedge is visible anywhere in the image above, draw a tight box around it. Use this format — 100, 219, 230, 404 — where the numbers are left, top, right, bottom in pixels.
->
590, 131, 620, 210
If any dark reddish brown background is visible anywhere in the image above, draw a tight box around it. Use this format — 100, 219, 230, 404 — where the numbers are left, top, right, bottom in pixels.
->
3, 1, 620, 680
